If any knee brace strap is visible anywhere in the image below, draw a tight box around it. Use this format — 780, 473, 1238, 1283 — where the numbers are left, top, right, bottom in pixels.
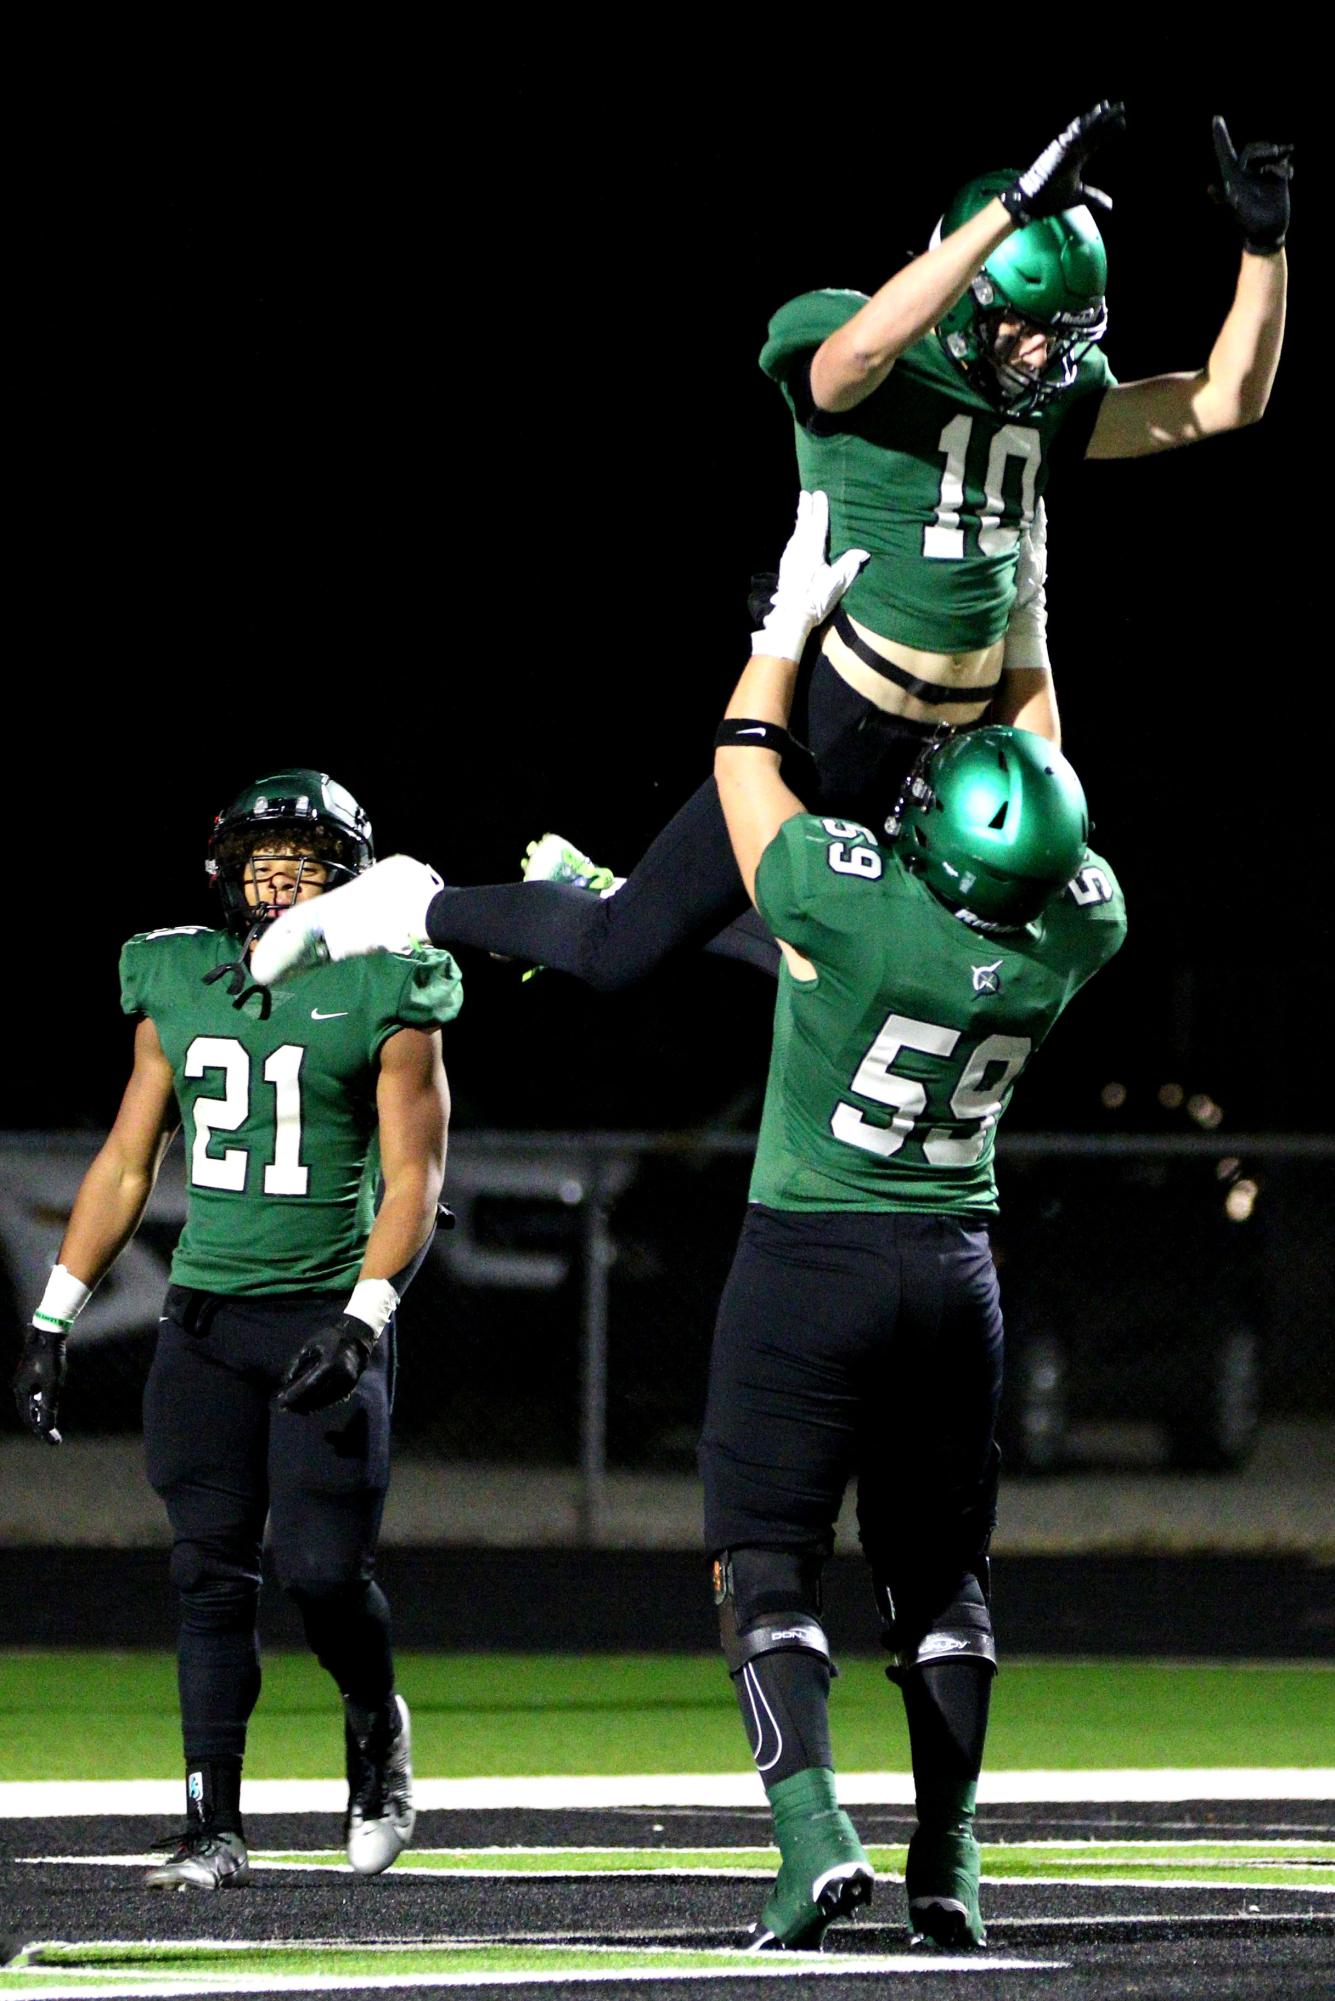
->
712, 1548, 835, 1679
877, 1575, 996, 1680
723, 1611, 834, 1679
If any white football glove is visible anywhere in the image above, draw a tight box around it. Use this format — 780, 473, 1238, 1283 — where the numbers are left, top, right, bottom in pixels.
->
752, 491, 869, 664
250, 854, 442, 987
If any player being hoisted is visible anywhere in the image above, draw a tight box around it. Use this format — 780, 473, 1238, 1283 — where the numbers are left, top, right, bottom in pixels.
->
262, 105, 1286, 996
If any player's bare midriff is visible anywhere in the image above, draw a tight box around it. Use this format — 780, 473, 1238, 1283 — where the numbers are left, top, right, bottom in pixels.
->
820, 613, 1004, 728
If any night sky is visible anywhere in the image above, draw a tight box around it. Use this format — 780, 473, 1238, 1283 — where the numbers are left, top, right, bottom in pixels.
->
11, 73, 1312, 1139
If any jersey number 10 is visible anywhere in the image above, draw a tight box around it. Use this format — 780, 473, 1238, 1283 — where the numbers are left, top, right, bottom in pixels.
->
924, 416, 1040, 560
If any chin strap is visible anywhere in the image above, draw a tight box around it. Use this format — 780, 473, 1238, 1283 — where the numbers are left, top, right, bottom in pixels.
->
884, 725, 954, 840
202, 916, 273, 1018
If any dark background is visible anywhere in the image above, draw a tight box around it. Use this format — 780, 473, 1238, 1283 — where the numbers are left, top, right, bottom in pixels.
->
10, 70, 1311, 1140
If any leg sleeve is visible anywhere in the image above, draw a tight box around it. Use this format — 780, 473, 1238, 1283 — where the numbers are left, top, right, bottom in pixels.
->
269, 1333, 395, 1709
426, 778, 750, 992
143, 1302, 269, 1764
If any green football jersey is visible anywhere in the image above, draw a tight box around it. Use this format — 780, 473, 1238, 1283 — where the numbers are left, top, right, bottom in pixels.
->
750, 816, 1125, 1214
759, 290, 1114, 651
120, 927, 463, 1295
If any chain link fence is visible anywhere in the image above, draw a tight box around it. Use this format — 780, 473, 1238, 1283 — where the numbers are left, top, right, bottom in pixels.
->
3, 1130, 1333, 1534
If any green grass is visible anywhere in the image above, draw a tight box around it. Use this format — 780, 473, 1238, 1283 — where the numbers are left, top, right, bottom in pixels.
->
238, 1839, 1332, 1889
2, 1941, 889, 1988
1, 1651, 1332, 1782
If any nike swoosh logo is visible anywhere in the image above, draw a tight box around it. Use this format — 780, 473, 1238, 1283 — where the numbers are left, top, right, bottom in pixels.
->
311, 1008, 349, 1021
737, 726, 768, 736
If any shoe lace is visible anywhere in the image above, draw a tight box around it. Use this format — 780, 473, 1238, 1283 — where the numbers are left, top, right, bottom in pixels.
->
149, 1825, 230, 1856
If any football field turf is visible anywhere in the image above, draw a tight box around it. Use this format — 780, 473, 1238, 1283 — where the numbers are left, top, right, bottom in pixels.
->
3, 1652, 1331, 1997
2, 1650, 1333, 1781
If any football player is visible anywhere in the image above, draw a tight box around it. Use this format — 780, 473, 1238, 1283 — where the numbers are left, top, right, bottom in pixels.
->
12, 772, 461, 1890
702, 493, 1126, 1949
757, 105, 1288, 765
245, 499, 1127, 1948
253, 107, 1283, 997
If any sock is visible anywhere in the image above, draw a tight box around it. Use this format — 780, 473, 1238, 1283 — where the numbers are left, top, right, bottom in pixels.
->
345, 1689, 401, 1752
184, 1755, 243, 1837
899, 1660, 992, 1832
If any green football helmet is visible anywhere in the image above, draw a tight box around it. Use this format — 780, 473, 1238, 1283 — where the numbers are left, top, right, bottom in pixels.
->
898, 727, 1089, 927
936, 170, 1108, 413
207, 769, 374, 935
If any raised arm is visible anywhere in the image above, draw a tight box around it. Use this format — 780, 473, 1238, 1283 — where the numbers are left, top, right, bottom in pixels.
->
811, 102, 1125, 413
15, 1016, 179, 1443
714, 493, 867, 902
1087, 120, 1290, 459
992, 502, 1060, 743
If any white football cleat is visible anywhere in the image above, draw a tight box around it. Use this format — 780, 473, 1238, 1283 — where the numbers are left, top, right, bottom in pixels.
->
250, 855, 443, 986
345, 1693, 415, 1876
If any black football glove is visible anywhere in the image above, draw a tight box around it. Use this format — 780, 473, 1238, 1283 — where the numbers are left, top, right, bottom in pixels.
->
13, 1327, 68, 1444
277, 1315, 374, 1416
1001, 101, 1126, 223
1210, 116, 1292, 254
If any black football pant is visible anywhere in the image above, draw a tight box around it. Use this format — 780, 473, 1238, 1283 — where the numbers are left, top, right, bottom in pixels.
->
699, 1205, 1003, 1800
699, 1204, 1003, 1587
144, 1285, 395, 1765
425, 657, 936, 989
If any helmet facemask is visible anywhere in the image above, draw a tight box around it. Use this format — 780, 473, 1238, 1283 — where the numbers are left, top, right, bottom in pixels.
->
933, 178, 1109, 416
205, 770, 375, 939
210, 825, 363, 937
944, 273, 1108, 416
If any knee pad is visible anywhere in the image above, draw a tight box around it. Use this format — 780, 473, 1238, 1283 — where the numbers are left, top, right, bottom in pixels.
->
875, 1570, 996, 1682
712, 1547, 835, 1679
169, 1543, 260, 1634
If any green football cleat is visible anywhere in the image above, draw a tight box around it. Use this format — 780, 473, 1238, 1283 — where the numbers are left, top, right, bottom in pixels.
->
747, 1774, 873, 1951
520, 832, 617, 895
905, 1823, 986, 1948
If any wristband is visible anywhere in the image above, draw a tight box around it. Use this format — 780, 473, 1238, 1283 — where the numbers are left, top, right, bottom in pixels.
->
715, 718, 793, 754
32, 1264, 93, 1334
345, 1277, 399, 1339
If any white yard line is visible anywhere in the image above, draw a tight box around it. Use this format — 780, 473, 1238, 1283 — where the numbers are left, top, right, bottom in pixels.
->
1, 1770, 1332, 1816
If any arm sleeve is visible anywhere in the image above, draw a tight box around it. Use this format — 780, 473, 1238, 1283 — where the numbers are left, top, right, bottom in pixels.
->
369, 948, 464, 1060
1003, 499, 1051, 676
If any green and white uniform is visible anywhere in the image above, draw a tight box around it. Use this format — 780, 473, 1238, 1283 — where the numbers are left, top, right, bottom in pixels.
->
120, 926, 462, 1294
760, 291, 1114, 651
750, 815, 1125, 1213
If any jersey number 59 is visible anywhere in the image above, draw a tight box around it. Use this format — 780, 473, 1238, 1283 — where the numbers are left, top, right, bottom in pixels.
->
832, 1012, 1031, 1166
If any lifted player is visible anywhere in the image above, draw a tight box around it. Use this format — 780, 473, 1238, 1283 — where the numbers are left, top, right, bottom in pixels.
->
13, 772, 461, 1889
758, 108, 1288, 764
699, 494, 1125, 1950
325, 105, 1283, 994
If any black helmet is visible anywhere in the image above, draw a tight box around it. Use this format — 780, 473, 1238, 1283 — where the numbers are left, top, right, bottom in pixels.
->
206, 769, 374, 935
